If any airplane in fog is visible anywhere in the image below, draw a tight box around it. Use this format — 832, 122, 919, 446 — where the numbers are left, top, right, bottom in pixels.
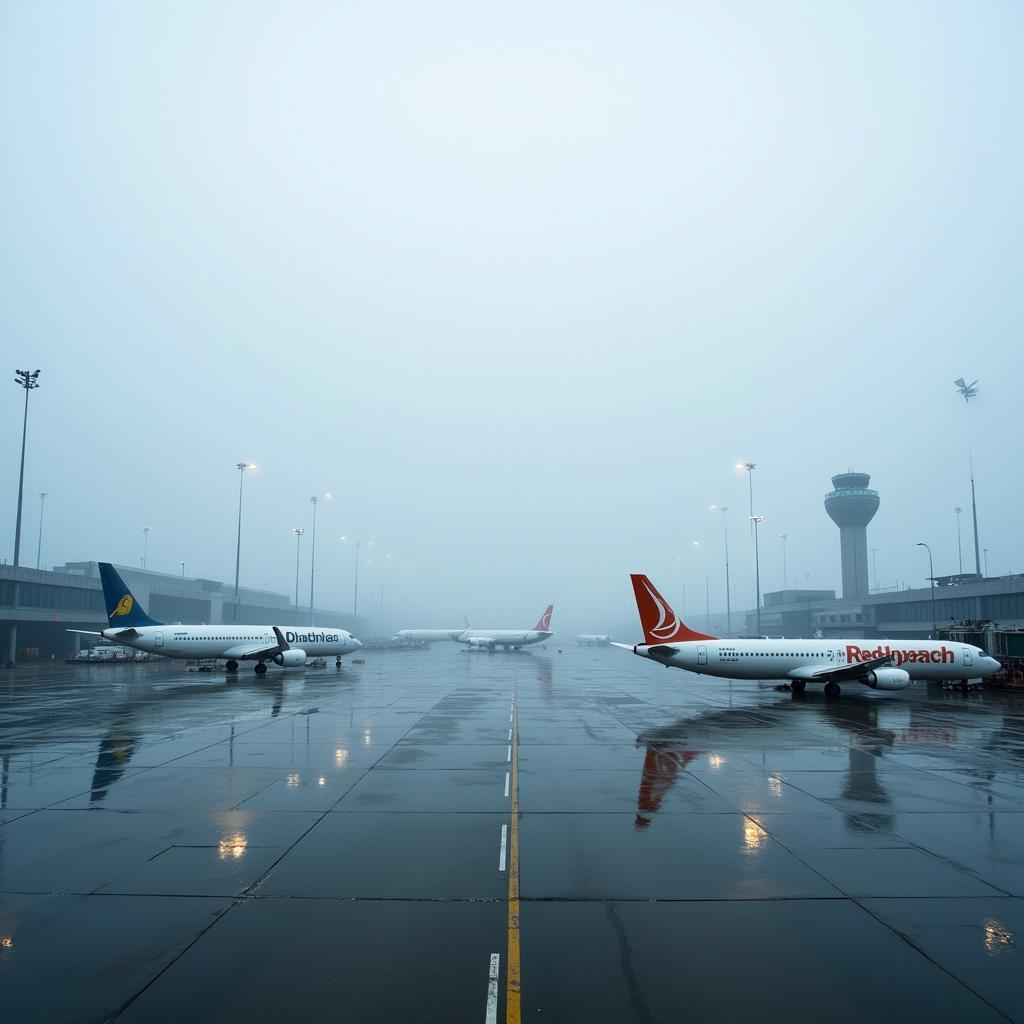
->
393, 615, 473, 646
575, 634, 611, 646
392, 629, 462, 645
455, 605, 554, 651
617, 574, 1000, 697
69, 563, 361, 673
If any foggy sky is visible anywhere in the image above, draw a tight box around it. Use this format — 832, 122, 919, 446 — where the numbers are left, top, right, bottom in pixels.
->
2, 2, 1022, 636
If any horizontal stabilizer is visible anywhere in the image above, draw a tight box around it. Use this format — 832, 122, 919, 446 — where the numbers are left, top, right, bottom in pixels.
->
647, 645, 680, 657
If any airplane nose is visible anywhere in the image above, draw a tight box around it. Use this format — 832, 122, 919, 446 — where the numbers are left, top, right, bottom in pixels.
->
353, 638, 363, 650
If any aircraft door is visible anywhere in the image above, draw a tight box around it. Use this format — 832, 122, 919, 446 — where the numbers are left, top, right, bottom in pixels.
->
154, 632, 163, 648
964, 649, 973, 668
697, 645, 708, 665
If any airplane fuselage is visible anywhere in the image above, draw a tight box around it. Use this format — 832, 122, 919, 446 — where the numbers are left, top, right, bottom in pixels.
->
393, 629, 462, 644
101, 624, 361, 662
634, 637, 1000, 684
456, 629, 553, 650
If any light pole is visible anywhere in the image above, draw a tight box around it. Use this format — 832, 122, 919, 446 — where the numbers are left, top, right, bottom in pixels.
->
309, 496, 318, 624
293, 528, 304, 626
916, 542, 937, 640
983, 548, 989, 577
954, 506, 963, 575
36, 492, 47, 570
12, 370, 41, 569
751, 514, 765, 636
233, 462, 254, 623
309, 493, 331, 626
954, 378, 982, 576
8, 368, 40, 665
710, 505, 731, 635
781, 534, 788, 593
142, 526, 150, 570
737, 462, 758, 633
181, 562, 186, 577
351, 539, 371, 622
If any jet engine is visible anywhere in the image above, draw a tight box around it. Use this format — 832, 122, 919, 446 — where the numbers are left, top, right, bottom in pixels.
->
468, 637, 495, 650
274, 649, 308, 668
863, 667, 910, 690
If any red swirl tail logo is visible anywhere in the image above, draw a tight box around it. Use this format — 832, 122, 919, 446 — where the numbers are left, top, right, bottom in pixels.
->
533, 605, 554, 632
630, 574, 716, 644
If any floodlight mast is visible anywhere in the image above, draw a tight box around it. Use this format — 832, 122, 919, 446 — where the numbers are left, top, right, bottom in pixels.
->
12, 370, 41, 568
8, 369, 41, 665
954, 378, 982, 576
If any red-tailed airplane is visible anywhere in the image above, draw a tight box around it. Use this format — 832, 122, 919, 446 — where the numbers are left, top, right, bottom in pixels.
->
616, 574, 1000, 697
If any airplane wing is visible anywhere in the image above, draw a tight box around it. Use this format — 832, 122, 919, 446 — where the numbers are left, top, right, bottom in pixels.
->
222, 626, 289, 662
788, 653, 894, 683
222, 643, 280, 659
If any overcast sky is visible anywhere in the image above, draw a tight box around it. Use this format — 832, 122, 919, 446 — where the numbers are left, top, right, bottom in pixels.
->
2, 2, 1021, 635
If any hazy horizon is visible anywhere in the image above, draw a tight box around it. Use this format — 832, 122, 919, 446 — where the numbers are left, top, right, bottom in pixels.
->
3, 2, 1021, 635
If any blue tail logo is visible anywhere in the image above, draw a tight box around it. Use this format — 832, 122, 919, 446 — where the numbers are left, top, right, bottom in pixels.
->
98, 563, 161, 627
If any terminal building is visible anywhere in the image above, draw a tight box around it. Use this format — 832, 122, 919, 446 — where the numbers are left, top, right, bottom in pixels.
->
745, 575, 1024, 640
1, 561, 363, 662
718, 470, 1024, 641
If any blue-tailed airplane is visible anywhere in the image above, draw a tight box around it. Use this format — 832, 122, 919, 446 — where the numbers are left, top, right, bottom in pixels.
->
69, 563, 361, 673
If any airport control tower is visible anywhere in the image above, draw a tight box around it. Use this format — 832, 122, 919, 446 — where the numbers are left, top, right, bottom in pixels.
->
824, 472, 879, 601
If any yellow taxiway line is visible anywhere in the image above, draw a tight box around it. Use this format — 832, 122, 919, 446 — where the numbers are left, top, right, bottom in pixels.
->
506, 690, 521, 1023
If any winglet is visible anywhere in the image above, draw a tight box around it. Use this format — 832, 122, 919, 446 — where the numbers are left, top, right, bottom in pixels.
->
629, 575, 716, 644
532, 604, 554, 632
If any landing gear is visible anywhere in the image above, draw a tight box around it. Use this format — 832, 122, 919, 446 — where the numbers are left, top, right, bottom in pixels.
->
254, 662, 268, 675
790, 679, 806, 695
226, 659, 239, 673
336, 657, 342, 667
824, 681, 841, 698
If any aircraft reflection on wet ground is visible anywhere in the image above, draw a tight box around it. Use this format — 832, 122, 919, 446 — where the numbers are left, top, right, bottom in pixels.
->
1, 647, 1023, 1022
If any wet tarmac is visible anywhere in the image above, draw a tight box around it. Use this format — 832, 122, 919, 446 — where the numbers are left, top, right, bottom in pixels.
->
1, 646, 1023, 1022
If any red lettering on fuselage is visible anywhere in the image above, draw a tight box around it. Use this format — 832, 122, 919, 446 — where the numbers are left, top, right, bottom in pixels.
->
845, 643, 953, 667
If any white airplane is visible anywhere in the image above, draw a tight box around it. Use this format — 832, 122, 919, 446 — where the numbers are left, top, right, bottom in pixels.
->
575, 634, 611, 646
69, 563, 361, 674
455, 605, 554, 651
392, 629, 462, 645
617, 574, 1001, 697
393, 615, 473, 646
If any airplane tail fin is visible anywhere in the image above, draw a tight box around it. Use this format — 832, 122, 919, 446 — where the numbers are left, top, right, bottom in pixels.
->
98, 563, 161, 628
532, 604, 554, 632
629, 575, 715, 644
